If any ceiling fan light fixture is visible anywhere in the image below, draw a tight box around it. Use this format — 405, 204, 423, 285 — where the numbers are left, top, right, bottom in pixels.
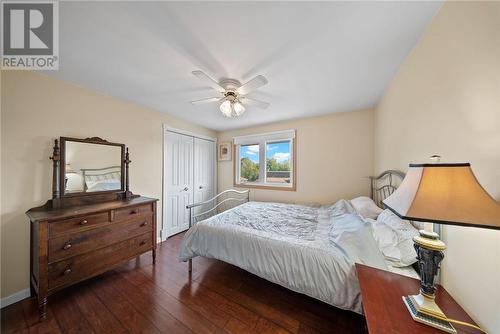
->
219, 99, 233, 117
233, 100, 245, 116
191, 70, 270, 117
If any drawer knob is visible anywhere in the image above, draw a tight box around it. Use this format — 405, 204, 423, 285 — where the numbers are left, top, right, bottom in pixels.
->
140, 241, 147, 246
141, 222, 148, 227
63, 243, 72, 250
131, 209, 138, 214
80, 220, 88, 225
63, 268, 72, 275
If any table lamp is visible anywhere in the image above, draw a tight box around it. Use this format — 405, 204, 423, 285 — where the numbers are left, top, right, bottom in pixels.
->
382, 162, 500, 333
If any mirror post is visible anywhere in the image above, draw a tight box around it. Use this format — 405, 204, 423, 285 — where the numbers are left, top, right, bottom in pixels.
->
50, 139, 61, 208
124, 147, 132, 199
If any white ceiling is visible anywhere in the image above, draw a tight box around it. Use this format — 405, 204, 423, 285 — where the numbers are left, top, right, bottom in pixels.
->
42, 1, 442, 131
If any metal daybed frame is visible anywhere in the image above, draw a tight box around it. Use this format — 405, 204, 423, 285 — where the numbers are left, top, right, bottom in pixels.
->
185, 189, 250, 273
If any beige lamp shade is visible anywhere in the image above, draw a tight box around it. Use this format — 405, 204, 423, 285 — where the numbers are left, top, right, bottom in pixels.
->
383, 163, 500, 230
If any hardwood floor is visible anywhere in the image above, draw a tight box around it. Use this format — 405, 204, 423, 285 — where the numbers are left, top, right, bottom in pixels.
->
1, 232, 366, 334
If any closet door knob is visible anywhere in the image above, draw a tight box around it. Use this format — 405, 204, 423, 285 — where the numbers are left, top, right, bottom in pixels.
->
199, 185, 204, 189
183, 187, 189, 192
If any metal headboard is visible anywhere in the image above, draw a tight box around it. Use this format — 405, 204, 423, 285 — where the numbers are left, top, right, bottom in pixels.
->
186, 189, 250, 228
369, 170, 406, 208
81, 165, 122, 191
370, 169, 428, 277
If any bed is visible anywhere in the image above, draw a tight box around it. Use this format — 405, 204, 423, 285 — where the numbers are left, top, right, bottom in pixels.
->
81, 165, 122, 192
178, 170, 418, 314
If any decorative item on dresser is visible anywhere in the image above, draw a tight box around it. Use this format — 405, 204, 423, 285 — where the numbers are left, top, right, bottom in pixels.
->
26, 136, 158, 321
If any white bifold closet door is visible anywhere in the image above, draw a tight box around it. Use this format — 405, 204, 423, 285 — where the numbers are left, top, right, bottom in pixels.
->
164, 130, 215, 238
193, 137, 215, 215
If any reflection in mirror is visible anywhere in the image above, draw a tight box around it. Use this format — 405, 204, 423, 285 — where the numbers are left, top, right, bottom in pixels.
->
64, 141, 122, 194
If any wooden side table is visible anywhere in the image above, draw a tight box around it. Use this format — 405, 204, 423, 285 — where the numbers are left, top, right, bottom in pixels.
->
356, 263, 482, 334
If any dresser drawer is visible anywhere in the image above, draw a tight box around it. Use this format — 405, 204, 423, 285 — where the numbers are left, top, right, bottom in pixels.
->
48, 232, 152, 290
48, 215, 153, 263
114, 204, 152, 221
49, 212, 110, 238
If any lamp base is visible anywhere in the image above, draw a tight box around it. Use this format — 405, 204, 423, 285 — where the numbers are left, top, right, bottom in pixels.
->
403, 294, 456, 333
404, 229, 456, 333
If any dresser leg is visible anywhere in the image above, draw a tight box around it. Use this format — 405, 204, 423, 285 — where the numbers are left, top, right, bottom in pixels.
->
38, 297, 47, 321
152, 248, 156, 264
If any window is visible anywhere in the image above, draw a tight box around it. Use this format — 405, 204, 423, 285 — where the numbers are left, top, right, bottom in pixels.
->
239, 144, 260, 183
266, 141, 291, 184
234, 130, 295, 190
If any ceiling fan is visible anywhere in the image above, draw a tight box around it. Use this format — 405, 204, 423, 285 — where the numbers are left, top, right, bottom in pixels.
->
190, 70, 270, 118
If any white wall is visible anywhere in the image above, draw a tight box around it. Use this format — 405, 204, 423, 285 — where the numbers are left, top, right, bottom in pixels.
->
374, 2, 500, 332
217, 109, 374, 205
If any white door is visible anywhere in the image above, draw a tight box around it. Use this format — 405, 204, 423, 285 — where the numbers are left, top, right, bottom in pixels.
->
164, 131, 194, 237
193, 138, 216, 216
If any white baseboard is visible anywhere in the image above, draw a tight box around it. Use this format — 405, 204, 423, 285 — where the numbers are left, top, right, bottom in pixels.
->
159, 229, 168, 242
1, 288, 31, 308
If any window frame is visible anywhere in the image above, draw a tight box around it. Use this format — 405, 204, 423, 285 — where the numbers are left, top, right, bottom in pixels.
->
233, 133, 296, 191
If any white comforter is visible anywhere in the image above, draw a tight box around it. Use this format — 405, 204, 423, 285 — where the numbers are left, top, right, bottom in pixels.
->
178, 200, 388, 313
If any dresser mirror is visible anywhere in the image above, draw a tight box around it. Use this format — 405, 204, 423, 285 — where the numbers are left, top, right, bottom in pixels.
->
60, 137, 125, 196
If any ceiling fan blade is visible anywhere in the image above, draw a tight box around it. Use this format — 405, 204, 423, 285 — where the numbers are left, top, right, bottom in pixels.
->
191, 97, 222, 105
190, 97, 222, 105
192, 70, 226, 93
237, 75, 268, 95
241, 97, 270, 109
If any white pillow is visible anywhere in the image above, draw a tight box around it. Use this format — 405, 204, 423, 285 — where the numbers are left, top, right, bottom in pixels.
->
65, 173, 84, 192
370, 220, 401, 263
350, 196, 383, 220
329, 199, 356, 217
393, 239, 418, 268
378, 209, 418, 240
377, 209, 419, 267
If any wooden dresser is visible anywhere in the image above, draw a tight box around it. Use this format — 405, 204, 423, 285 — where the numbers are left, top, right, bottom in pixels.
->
27, 196, 158, 320
26, 136, 158, 320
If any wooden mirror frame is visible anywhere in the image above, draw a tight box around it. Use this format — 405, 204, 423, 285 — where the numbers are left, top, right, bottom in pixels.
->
50, 136, 133, 208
